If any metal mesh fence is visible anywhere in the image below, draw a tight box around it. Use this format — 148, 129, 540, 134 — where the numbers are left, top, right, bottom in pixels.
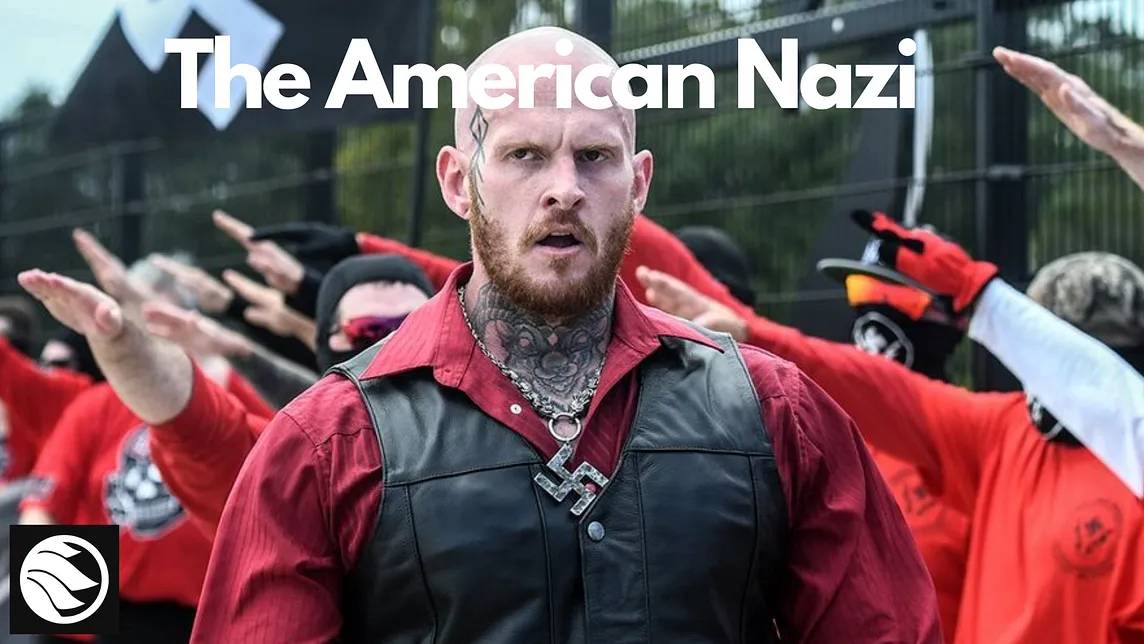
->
1, 0, 1141, 344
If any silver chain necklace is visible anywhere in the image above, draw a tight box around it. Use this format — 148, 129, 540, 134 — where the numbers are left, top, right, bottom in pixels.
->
458, 285, 610, 516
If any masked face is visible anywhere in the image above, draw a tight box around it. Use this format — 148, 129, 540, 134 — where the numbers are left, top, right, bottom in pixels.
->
324, 281, 429, 367
850, 303, 965, 382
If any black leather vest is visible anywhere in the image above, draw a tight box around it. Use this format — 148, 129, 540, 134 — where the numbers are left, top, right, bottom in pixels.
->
333, 329, 789, 643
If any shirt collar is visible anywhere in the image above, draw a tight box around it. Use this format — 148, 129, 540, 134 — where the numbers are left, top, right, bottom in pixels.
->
360, 262, 722, 382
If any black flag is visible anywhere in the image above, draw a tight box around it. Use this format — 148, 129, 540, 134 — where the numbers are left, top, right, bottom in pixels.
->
50, 0, 423, 146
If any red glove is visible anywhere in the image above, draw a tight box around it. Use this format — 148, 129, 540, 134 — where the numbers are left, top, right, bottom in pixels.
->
851, 210, 999, 315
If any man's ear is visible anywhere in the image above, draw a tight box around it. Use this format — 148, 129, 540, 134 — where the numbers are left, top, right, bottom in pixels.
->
631, 150, 654, 213
436, 146, 471, 220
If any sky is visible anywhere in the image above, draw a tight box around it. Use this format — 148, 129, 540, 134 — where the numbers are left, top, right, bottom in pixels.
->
0, 0, 118, 117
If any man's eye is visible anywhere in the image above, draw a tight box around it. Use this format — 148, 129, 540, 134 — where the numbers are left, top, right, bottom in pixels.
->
579, 149, 606, 162
509, 148, 536, 160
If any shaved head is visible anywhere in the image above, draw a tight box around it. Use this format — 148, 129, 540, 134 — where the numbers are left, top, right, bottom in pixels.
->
452, 26, 636, 156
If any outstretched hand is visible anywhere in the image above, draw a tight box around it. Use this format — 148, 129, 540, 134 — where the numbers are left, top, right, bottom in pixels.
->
222, 269, 316, 349
72, 228, 146, 310
214, 210, 307, 295
143, 301, 253, 358
18, 270, 125, 342
994, 47, 1144, 161
635, 266, 748, 341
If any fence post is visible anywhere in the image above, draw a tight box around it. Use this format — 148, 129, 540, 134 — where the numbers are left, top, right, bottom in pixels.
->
406, 0, 437, 248
973, 0, 1029, 392
115, 147, 145, 265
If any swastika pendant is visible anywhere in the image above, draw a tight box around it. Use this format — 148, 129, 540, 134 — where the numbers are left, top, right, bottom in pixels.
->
534, 442, 610, 516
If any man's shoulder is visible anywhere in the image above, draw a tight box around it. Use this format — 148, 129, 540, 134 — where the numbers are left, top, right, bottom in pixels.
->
273, 373, 375, 448
736, 342, 808, 403
636, 304, 726, 350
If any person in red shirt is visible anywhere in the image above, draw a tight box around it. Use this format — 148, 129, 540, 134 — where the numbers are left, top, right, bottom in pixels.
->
180, 26, 939, 643
635, 213, 1144, 643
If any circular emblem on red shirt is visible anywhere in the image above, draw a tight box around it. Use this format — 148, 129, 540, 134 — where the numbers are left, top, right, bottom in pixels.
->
103, 426, 186, 538
1053, 499, 1122, 578
888, 468, 943, 533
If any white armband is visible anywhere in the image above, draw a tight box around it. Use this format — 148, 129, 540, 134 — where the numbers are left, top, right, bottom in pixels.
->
969, 280, 1144, 497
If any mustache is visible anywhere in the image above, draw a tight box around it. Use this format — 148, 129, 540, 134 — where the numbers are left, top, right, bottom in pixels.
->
520, 211, 598, 253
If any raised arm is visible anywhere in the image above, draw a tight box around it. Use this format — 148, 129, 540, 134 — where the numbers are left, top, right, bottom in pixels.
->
995, 47, 1144, 192
143, 302, 318, 411
854, 210, 1144, 497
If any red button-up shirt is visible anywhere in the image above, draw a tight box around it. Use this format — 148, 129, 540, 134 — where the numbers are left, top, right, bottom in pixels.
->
191, 264, 940, 643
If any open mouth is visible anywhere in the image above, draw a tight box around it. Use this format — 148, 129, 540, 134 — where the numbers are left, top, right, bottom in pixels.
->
537, 232, 582, 249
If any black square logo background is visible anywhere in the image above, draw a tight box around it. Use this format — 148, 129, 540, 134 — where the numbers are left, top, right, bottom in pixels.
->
10, 525, 120, 635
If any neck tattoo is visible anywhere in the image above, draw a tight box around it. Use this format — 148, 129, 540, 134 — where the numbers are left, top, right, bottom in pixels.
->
458, 282, 613, 516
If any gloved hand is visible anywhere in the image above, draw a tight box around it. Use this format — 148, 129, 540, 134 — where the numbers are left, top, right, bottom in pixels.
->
284, 266, 324, 320
249, 222, 360, 265
851, 209, 999, 315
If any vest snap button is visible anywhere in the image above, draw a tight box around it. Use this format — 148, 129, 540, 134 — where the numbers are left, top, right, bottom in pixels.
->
587, 521, 605, 541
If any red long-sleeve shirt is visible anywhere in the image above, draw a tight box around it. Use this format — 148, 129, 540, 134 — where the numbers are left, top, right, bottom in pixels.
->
0, 337, 92, 479
357, 213, 754, 317
190, 263, 940, 643
149, 365, 273, 538
744, 315, 1144, 643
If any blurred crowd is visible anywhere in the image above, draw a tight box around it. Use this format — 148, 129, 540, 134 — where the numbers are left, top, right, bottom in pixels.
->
0, 33, 1143, 644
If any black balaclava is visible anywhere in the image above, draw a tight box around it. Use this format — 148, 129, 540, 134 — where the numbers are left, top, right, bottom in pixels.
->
674, 226, 756, 308
315, 254, 436, 372
850, 303, 965, 383
50, 328, 105, 383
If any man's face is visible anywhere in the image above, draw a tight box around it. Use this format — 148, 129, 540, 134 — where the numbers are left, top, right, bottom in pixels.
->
328, 281, 429, 352
470, 98, 640, 319
438, 39, 652, 320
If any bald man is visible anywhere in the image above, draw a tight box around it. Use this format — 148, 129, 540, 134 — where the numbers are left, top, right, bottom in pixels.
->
190, 27, 940, 643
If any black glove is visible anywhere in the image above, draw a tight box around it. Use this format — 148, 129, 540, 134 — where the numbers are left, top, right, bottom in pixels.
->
284, 266, 323, 320
249, 222, 360, 265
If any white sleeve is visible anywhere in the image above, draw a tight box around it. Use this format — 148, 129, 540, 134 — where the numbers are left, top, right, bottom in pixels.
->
968, 279, 1144, 498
